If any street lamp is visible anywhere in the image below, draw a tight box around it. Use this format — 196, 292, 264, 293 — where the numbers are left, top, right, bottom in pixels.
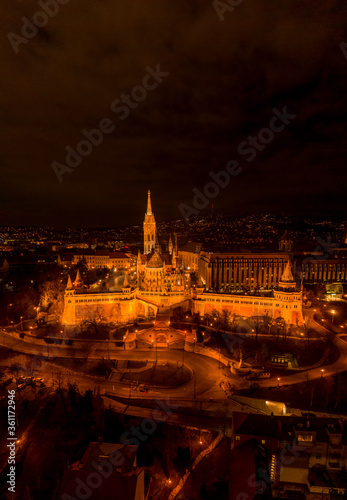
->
330, 310, 336, 324
321, 369, 324, 378
20, 316, 23, 331
277, 377, 280, 388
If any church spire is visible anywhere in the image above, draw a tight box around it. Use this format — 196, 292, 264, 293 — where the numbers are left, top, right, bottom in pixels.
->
143, 190, 156, 254
147, 190, 152, 215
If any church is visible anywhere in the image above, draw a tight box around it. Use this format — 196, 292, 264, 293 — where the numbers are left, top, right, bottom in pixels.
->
62, 191, 304, 328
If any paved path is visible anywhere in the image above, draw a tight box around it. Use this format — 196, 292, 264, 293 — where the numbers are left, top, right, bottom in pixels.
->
1, 309, 347, 399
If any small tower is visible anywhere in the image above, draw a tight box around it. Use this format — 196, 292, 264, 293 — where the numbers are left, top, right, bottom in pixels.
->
62, 275, 76, 325
66, 275, 74, 290
279, 230, 293, 253
74, 269, 83, 289
168, 234, 173, 254
154, 233, 161, 254
122, 271, 131, 294
278, 261, 296, 291
172, 247, 176, 268
143, 190, 156, 254
274, 261, 303, 326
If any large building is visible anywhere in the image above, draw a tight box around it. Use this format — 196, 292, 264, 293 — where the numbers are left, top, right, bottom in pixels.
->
58, 250, 133, 270
199, 251, 291, 291
62, 192, 304, 327
232, 412, 347, 498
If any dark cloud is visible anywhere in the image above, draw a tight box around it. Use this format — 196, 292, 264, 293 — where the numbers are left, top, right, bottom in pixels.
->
1, 0, 347, 226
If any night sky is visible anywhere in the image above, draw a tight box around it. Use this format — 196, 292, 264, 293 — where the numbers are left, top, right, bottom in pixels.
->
2, 0, 347, 227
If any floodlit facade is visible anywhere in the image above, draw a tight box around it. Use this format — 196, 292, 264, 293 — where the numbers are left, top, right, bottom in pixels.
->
62, 192, 304, 327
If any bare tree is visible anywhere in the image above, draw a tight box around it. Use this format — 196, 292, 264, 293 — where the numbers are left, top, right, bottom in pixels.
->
39, 278, 65, 314
80, 307, 107, 336
250, 316, 263, 343
79, 341, 96, 364
221, 309, 231, 331
274, 317, 286, 341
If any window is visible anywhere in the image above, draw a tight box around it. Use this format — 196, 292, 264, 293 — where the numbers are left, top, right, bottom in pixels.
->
297, 434, 313, 443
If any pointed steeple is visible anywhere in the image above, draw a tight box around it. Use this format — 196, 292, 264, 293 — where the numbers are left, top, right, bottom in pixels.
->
168, 234, 173, 254
155, 232, 160, 253
143, 190, 156, 254
123, 272, 130, 288
281, 261, 294, 282
146, 190, 152, 215
74, 269, 83, 288
278, 260, 296, 291
66, 275, 74, 290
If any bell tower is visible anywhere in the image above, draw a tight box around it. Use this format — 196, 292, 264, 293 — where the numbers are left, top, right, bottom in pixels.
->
143, 190, 156, 254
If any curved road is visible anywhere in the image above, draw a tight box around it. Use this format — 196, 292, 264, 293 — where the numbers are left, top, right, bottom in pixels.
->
0, 328, 228, 400
1, 312, 347, 400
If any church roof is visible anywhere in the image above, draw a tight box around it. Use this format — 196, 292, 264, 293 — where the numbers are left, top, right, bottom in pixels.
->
146, 251, 163, 268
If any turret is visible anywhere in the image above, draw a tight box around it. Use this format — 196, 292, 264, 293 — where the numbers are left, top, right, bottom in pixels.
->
62, 275, 76, 325
74, 269, 83, 288
279, 231, 293, 253
168, 235, 173, 254
122, 272, 131, 294
273, 260, 303, 326
278, 261, 296, 291
155, 233, 161, 253
66, 275, 74, 290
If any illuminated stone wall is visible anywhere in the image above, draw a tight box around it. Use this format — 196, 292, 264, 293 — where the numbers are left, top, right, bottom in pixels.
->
192, 291, 303, 326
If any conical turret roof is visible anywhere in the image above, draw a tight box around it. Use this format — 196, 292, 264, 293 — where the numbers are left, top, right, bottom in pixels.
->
75, 269, 83, 283
122, 272, 130, 288
280, 261, 295, 282
66, 275, 74, 290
